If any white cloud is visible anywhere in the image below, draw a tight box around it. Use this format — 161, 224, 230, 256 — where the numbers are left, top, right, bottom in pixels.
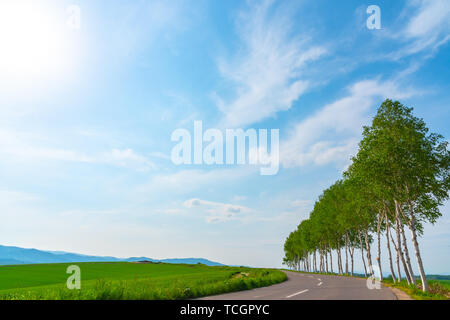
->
136, 167, 255, 198
182, 195, 314, 225
102, 148, 155, 171
148, 151, 171, 161
59, 209, 123, 217
0, 190, 175, 259
184, 198, 252, 223
0, 130, 155, 171
232, 195, 247, 202
215, 0, 326, 127
0, 190, 40, 206
290, 199, 313, 208
391, 0, 450, 58
156, 208, 185, 215
281, 79, 418, 168
405, 0, 450, 39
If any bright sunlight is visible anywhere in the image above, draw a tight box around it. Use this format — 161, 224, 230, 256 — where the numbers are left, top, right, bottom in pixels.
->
0, 1, 74, 82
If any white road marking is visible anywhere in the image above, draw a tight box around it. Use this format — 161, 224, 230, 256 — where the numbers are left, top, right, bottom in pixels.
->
286, 289, 309, 298
318, 278, 322, 281
318, 282, 323, 286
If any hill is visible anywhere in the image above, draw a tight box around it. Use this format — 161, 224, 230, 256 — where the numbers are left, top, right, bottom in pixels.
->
0, 262, 286, 300
0, 244, 224, 266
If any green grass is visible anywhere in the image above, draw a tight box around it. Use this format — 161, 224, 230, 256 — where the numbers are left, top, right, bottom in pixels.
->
429, 279, 450, 287
0, 262, 287, 300
383, 279, 450, 300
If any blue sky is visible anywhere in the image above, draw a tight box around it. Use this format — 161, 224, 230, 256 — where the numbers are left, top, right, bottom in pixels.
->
0, 0, 449, 273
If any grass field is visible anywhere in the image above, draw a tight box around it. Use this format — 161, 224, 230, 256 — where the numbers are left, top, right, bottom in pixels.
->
0, 262, 287, 300
383, 279, 450, 300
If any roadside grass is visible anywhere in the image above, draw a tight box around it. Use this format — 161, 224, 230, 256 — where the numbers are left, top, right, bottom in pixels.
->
282, 268, 365, 279
0, 262, 287, 300
284, 269, 449, 300
383, 279, 449, 300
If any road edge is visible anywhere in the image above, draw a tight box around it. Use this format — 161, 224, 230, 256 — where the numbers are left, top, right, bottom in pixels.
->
383, 284, 414, 300
389, 287, 413, 300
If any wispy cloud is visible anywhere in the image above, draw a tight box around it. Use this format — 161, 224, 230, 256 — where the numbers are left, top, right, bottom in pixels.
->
290, 199, 313, 208
281, 79, 419, 168
184, 198, 252, 223
136, 167, 255, 198
215, 0, 326, 127
182, 195, 314, 225
232, 195, 247, 202
0, 190, 40, 206
390, 0, 450, 59
0, 130, 155, 171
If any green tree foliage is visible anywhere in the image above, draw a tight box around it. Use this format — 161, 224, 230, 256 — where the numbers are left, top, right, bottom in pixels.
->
283, 100, 449, 292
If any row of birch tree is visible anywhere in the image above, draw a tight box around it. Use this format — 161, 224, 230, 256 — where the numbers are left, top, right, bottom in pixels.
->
283, 99, 449, 292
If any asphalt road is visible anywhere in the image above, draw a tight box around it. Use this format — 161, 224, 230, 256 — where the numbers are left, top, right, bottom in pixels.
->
199, 271, 397, 300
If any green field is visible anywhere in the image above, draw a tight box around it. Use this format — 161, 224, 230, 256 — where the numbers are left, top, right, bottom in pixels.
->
0, 262, 286, 300
379, 279, 450, 300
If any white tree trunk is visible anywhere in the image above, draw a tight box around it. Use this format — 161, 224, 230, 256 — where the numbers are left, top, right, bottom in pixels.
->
396, 252, 401, 281
313, 250, 317, 272
385, 214, 397, 282
320, 247, 323, 272
407, 201, 429, 292
350, 244, 354, 276
336, 241, 342, 274
320, 249, 323, 273
315, 249, 318, 272
397, 202, 417, 284
345, 234, 349, 275
364, 229, 373, 274
308, 254, 311, 272
376, 214, 383, 281
330, 249, 334, 273
400, 221, 416, 284
389, 232, 402, 282
394, 200, 413, 284
359, 233, 368, 277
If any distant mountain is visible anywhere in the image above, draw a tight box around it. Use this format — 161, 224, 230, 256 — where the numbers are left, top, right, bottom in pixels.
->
0, 259, 25, 265
0, 244, 225, 267
159, 258, 224, 266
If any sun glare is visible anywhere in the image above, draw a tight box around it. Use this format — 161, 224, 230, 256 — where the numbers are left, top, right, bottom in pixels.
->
0, 1, 74, 83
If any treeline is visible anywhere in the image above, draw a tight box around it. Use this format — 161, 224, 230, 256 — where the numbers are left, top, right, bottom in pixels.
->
283, 99, 449, 292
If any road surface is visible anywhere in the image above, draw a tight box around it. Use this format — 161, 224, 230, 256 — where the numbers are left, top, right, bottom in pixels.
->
199, 271, 397, 300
